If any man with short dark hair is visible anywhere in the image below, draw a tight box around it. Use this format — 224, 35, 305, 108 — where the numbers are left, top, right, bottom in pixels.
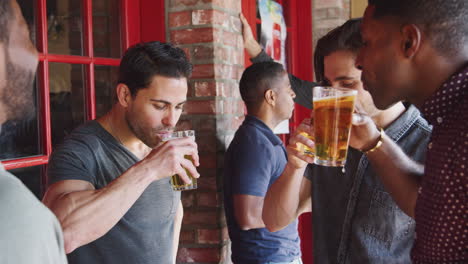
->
243, 16, 432, 263
352, 0, 468, 262
42, 41, 200, 264
223, 61, 306, 264
0, 0, 67, 263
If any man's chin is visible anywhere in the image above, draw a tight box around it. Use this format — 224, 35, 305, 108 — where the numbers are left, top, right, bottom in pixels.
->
373, 98, 394, 111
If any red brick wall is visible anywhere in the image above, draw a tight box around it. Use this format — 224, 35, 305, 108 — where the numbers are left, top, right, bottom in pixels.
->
167, 1, 244, 263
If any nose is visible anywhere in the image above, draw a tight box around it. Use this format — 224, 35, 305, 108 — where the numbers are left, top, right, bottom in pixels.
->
162, 108, 179, 128
291, 90, 296, 99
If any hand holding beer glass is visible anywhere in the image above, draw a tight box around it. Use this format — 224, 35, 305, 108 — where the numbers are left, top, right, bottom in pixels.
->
161, 130, 198, 191
312, 86, 357, 166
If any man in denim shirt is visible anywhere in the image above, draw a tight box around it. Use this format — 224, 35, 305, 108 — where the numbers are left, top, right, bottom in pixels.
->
242, 16, 432, 263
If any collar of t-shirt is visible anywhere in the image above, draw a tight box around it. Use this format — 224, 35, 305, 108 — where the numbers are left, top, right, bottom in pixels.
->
421, 63, 468, 126
243, 115, 283, 146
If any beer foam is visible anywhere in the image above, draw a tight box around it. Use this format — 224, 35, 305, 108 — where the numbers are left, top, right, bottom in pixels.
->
313, 94, 356, 102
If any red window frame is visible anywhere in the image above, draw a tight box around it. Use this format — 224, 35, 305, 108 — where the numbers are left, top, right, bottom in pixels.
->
1, 0, 165, 172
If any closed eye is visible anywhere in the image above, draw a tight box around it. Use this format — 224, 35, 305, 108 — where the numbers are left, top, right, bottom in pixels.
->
341, 81, 358, 88
153, 104, 168, 110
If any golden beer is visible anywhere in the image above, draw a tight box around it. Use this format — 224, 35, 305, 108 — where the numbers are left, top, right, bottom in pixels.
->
313, 87, 356, 166
170, 155, 197, 191
161, 130, 198, 191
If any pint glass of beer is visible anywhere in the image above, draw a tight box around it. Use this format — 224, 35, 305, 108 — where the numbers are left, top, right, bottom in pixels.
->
161, 130, 197, 191
313, 86, 357, 167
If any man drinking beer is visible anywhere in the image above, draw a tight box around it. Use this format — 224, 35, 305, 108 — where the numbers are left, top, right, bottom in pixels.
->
223, 62, 307, 264
242, 16, 432, 263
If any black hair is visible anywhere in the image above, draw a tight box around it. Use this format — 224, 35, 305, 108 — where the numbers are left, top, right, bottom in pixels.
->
0, 0, 12, 43
369, 0, 468, 57
314, 18, 362, 83
239, 61, 286, 112
118, 41, 192, 97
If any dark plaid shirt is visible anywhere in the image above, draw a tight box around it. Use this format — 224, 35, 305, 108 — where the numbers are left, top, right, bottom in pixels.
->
412, 64, 468, 263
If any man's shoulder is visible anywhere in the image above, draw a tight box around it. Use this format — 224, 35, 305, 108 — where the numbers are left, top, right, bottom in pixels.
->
392, 105, 432, 140
0, 170, 51, 218
0, 171, 67, 263
0, 170, 29, 199
228, 123, 274, 153
55, 121, 109, 154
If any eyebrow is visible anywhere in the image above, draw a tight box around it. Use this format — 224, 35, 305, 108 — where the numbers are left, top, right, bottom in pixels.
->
150, 99, 187, 106
334, 76, 357, 81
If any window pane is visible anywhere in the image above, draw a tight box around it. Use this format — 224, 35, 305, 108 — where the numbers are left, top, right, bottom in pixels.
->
93, 0, 122, 58
17, 0, 37, 47
9, 165, 44, 199
0, 77, 41, 161
49, 63, 86, 146
47, 0, 83, 56
95, 65, 118, 118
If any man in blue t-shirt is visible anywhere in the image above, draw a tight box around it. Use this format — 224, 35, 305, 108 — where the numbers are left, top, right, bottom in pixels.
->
223, 62, 309, 264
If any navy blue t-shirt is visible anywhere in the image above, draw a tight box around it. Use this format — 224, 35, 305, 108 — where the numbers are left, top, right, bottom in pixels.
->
223, 115, 301, 264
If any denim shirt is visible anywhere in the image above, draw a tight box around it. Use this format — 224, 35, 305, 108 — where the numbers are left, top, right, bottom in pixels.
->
305, 105, 432, 264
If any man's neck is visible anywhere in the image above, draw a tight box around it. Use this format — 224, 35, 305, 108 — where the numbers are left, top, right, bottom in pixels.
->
411, 49, 468, 108
250, 108, 281, 131
97, 106, 150, 159
372, 102, 406, 129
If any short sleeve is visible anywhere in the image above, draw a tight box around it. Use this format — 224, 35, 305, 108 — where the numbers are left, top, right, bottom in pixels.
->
47, 141, 96, 186
230, 142, 274, 197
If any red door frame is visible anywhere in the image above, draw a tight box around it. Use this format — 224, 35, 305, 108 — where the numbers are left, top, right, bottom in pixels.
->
241, 0, 314, 263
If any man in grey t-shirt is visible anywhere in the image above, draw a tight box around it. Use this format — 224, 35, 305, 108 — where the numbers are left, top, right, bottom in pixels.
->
0, 0, 67, 263
42, 42, 200, 264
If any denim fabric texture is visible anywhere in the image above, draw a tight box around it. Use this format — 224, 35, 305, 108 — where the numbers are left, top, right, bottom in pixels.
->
306, 105, 432, 264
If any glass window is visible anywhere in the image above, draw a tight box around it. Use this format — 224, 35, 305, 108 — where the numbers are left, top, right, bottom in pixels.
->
49, 63, 86, 146
95, 65, 119, 118
47, 0, 84, 56
93, 0, 122, 58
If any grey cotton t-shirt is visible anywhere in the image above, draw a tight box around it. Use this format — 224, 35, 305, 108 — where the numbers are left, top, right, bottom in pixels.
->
0, 164, 67, 264
47, 120, 180, 264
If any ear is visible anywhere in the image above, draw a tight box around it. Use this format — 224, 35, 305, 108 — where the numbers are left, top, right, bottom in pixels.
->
264, 89, 276, 106
116, 84, 132, 107
400, 24, 422, 59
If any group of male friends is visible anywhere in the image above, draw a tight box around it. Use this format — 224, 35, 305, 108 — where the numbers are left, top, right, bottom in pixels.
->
0, 0, 466, 263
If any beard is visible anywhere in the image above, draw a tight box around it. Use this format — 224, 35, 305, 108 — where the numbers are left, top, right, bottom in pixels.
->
125, 110, 174, 148
1, 53, 35, 121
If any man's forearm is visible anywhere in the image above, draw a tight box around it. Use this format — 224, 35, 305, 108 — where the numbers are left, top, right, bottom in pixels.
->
366, 133, 423, 218
172, 201, 183, 263
262, 163, 307, 232
47, 165, 154, 253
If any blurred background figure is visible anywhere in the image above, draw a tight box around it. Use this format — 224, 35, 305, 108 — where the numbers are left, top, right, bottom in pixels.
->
0, 0, 67, 263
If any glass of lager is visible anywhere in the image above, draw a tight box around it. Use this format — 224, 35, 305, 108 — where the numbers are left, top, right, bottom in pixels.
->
313, 86, 357, 166
161, 130, 197, 191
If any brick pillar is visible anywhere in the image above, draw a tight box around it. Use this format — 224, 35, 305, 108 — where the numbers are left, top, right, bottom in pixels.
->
166, 1, 244, 263
313, 0, 350, 48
